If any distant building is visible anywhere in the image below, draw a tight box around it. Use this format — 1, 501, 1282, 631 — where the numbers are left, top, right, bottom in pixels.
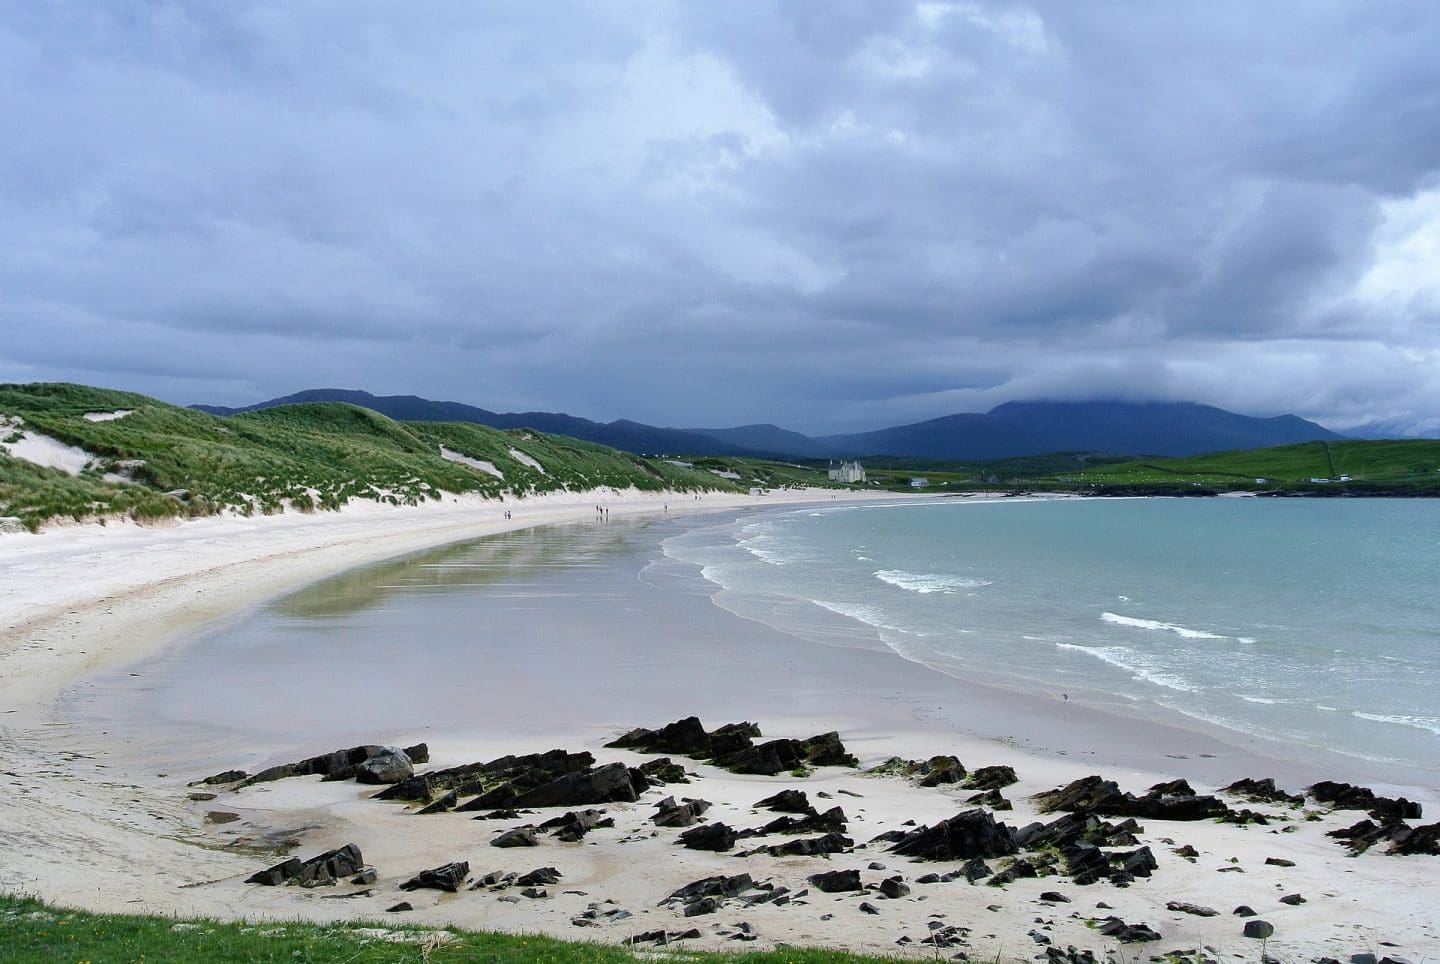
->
828, 460, 866, 484
909, 477, 930, 488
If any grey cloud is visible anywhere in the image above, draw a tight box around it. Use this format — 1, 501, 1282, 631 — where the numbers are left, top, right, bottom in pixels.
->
3, 2, 1440, 435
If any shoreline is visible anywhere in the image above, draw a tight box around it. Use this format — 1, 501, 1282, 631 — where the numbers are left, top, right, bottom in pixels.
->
1, 486, 898, 722
3, 490, 1439, 958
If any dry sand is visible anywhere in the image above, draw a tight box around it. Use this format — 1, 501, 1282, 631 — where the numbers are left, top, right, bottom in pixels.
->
2, 488, 1438, 960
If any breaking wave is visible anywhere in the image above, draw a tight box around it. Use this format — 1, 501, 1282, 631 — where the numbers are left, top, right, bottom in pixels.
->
1101, 612, 1226, 640
875, 569, 991, 594
1056, 642, 1201, 693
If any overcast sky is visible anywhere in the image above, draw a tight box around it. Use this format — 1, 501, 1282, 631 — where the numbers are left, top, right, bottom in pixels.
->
3, 2, 1439, 435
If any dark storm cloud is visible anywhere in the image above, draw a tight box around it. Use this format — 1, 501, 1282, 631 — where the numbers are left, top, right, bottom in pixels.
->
3, 1, 1440, 434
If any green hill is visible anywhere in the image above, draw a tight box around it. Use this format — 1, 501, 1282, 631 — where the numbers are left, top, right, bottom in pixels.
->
1054, 439, 1440, 492
0, 383, 739, 531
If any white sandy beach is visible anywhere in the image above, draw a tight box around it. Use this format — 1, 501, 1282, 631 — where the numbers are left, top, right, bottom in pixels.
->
2, 489, 1439, 961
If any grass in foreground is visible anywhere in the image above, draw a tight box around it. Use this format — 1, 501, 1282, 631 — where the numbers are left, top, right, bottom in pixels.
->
0, 894, 903, 964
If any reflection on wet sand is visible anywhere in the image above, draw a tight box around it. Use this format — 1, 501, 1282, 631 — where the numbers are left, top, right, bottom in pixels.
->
272, 520, 641, 619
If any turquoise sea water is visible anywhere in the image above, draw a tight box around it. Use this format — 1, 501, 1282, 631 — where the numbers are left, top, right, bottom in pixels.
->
661, 497, 1440, 774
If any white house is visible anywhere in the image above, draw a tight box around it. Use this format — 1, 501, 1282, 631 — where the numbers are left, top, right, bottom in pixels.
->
827, 460, 866, 484
909, 477, 930, 488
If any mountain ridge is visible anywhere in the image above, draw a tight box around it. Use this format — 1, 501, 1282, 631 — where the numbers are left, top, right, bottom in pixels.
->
192, 390, 1345, 460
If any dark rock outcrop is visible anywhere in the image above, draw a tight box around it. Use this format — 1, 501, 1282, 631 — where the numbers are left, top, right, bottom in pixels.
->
800, 731, 860, 768
749, 806, 848, 837
400, 861, 469, 892
1242, 919, 1275, 940
491, 827, 538, 848
607, 716, 723, 756
1012, 813, 1141, 851
638, 757, 689, 784
1220, 777, 1303, 805
665, 873, 754, 904
356, 747, 415, 785
517, 867, 563, 886
1167, 900, 1218, 917
652, 797, 711, 828
754, 789, 811, 813
246, 844, 364, 887
202, 743, 429, 787
538, 808, 614, 842
416, 791, 459, 815
888, 809, 1019, 861
679, 822, 736, 852
808, 868, 863, 892
966, 765, 1019, 791
918, 755, 967, 786
966, 788, 1012, 810
879, 876, 910, 898
509, 762, 646, 809
1033, 775, 1228, 821
382, 748, 593, 804
1326, 819, 1440, 855
1389, 822, 1440, 855
1097, 917, 1161, 943
1308, 781, 1422, 822
764, 832, 853, 857
606, 718, 856, 774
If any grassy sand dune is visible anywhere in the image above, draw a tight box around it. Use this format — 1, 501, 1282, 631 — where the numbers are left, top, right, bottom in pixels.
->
0, 383, 740, 530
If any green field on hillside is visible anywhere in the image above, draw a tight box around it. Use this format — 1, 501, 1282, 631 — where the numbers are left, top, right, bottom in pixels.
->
1065, 439, 1440, 491
0, 383, 741, 531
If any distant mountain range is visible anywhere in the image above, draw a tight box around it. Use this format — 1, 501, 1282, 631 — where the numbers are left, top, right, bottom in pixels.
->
193, 390, 1345, 460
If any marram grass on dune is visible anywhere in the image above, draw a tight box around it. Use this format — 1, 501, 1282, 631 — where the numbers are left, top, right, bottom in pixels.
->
0, 382, 739, 531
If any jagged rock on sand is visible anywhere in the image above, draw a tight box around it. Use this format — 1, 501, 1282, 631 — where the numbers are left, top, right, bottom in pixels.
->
246, 844, 364, 887
607, 717, 857, 774
965, 764, 1019, 791
1307, 781, 1422, 822
651, 797, 711, 828
885, 808, 1019, 861
1033, 774, 1230, 821
678, 822, 736, 851
808, 868, 863, 892
200, 742, 429, 787
400, 861, 470, 892
761, 831, 853, 857
1221, 776, 1303, 805
491, 827, 539, 848
356, 747, 416, 785
381, 749, 593, 804
537, 808, 614, 842
753, 788, 811, 812
516, 867, 563, 886
1096, 917, 1162, 942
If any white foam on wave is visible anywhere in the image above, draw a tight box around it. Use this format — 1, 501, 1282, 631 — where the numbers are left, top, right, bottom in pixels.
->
1239, 695, 1280, 705
813, 598, 910, 635
1101, 611, 1226, 640
875, 569, 991, 594
1352, 712, 1440, 736
1237, 637, 1258, 645
1056, 642, 1200, 693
